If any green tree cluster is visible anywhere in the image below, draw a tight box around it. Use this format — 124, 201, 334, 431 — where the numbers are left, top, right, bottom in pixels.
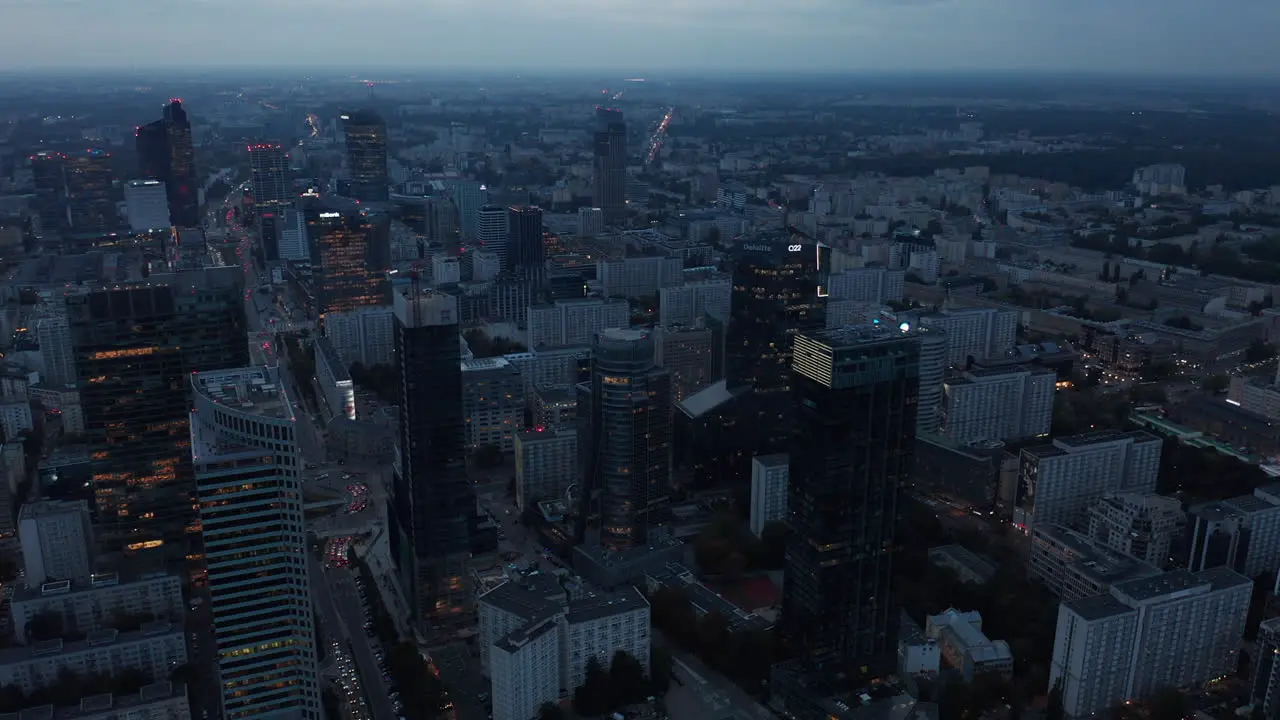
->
463, 328, 527, 358
571, 650, 650, 717
348, 362, 400, 405
385, 642, 450, 719
693, 514, 787, 578
648, 587, 783, 694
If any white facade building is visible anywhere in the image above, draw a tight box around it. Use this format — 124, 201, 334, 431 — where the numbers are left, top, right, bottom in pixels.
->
477, 205, 510, 270
462, 358, 524, 452
472, 250, 502, 282
596, 255, 683, 299
124, 179, 171, 232
1050, 567, 1250, 718
323, 305, 395, 367
1015, 430, 1162, 534
659, 275, 732, 327
432, 254, 462, 285
480, 578, 650, 720
0, 622, 186, 695
315, 336, 356, 421
749, 454, 788, 537
514, 429, 577, 510
940, 366, 1055, 443
278, 207, 309, 261
527, 298, 628, 349
35, 311, 76, 388
11, 573, 184, 643
826, 267, 905, 304
18, 500, 94, 588
0, 402, 33, 441
919, 307, 1018, 366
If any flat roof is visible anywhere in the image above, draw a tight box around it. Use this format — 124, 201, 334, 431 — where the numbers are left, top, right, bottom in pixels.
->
1063, 593, 1135, 622
565, 585, 648, 624
192, 367, 291, 420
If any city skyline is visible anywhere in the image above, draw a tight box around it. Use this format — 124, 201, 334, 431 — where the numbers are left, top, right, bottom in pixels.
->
3, 0, 1279, 76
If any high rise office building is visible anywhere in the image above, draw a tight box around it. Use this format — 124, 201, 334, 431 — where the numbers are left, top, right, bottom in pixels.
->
190, 367, 321, 720
124, 179, 171, 232
69, 267, 248, 559
249, 143, 293, 261
341, 110, 389, 202
306, 201, 390, 318
30, 151, 69, 237
135, 99, 199, 227
389, 288, 475, 641
476, 205, 509, 270
725, 238, 827, 455
782, 325, 920, 669
508, 205, 544, 282
63, 149, 119, 233
592, 107, 627, 223
577, 329, 672, 550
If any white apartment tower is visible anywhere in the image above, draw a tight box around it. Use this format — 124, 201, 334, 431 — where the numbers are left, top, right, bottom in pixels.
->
1051, 567, 1250, 718
1014, 430, 1162, 534
477, 205, 510, 270
659, 275, 732, 327
18, 500, 94, 588
123, 179, 171, 232
750, 454, 788, 537
919, 307, 1018, 366
826, 267, 905, 304
940, 366, 1055, 443
526, 298, 629, 349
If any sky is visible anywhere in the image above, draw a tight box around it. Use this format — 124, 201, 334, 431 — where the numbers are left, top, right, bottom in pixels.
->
0, 0, 1276, 76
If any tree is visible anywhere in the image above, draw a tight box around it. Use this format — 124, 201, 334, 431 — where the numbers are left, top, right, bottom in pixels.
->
537, 702, 566, 720
1207, 374, 1231, 393
472, 443, 504, 469
1045, 679, 1065, 720
609, 650, 649, 705
649, 644, 673, 695
572, 656, 611, 717
1148, 686, 1188, 720
1246, 339, 1277, 364
27, 610, 65, 641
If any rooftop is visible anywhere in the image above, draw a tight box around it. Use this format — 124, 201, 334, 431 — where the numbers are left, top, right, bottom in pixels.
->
1034, 524, 1162, 587
0, 622, 179, 664
566, 585, 649, 624
314, 336, 350, 382
192, 367, 291, 420
645, 563, 772, 633
478, 574, 566, 622
1063, 593, 1136, 623
1111, 569, 1209, 603
461, 357, 516, 373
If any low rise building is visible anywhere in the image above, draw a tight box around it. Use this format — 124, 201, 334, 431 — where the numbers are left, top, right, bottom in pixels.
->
1029, 524, 1162, 601
925, 609, 1013, 681
1086, 493, 1184, 569
10, 573, 183, 643
0, 622, 185, 695
462, 358, 524, 452
314, 336, 356, 421
514, 429, 577, 510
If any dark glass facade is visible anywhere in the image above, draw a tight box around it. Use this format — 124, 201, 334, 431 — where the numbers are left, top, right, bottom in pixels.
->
135, 100, 199, 228
163, 100, 199, 227
781, 326, 919, 670
388, 290, 474, 641
577, 329, 672, 550
725, 239, 826, 456
30, 151, 68, 237
592, 107, 627, 223
341, 110, 389, 202
508, 205, 544, 285
306, 203, 389, 317
68, 267, 248, 560
64, 149, 119, 233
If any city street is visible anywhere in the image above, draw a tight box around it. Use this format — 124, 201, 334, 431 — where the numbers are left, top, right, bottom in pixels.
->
312, 556, 399, 720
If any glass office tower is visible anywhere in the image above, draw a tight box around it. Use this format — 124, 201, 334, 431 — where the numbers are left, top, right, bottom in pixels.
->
341, 110, 390, 203
781, 325, 920, 669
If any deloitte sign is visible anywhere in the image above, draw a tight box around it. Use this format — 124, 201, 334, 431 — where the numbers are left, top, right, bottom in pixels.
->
740, 243, 806, 253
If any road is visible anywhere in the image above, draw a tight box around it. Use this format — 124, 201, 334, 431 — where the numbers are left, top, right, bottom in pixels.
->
660, 633, 773, 720
314, 557, 399, 720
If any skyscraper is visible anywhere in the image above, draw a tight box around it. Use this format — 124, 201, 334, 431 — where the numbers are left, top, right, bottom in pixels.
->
592, 107, 627, 223
725, 238, 827, 455
135, 99, 199, 227
341, 110, 389, 203
30, 151, 68, 237
781, 324, 920, 669
190, 367, 321, 720
389, 287, 474, 641
249, 143, 293, 261
69, 267, 248, 560
63, 149, 119, 233
306, 200, 389, 318
508, 205, 545, 288
476, 205, 510, 271
577, 329, 672, 550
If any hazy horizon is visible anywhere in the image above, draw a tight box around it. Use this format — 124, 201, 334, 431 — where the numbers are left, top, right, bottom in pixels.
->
2, 0, 1278, 77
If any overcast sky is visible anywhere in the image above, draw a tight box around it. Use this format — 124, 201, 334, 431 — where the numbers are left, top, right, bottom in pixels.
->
0, 0, 1275, 76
